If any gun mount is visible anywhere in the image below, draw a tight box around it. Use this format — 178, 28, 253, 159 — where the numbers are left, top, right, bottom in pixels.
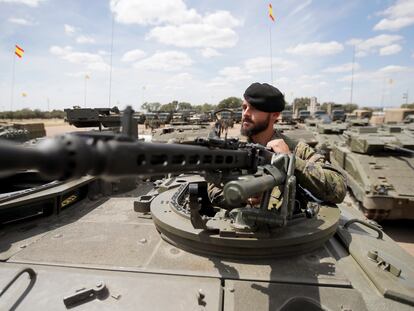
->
0, 133, 339, 258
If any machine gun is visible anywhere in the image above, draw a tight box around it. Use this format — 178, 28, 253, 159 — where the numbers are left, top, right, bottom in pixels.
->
0, 128, 298, 230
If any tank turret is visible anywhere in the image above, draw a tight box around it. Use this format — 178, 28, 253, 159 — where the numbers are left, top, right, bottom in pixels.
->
331, 126, 414, 220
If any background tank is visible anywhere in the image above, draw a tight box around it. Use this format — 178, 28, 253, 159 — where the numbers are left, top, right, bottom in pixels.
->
331, 126, 414, 221
0, 122, 45, 142
0, 133, 413, 310
152, 124, 213, 143
275, 123, 318, 147
314, 120, 347, 160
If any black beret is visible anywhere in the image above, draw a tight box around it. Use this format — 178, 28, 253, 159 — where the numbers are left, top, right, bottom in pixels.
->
243, 82, 285, 112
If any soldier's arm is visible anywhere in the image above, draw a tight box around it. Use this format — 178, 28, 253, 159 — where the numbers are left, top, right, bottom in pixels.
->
294, 141, 346, 204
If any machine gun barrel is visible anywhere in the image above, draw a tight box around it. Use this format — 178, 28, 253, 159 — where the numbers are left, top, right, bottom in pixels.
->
0, 134, 261, 180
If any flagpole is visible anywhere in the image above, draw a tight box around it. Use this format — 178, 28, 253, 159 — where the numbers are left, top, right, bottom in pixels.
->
108, 13, 115, 108
349, 45, 355, 104
269, 25, 273, 85
10, 51, 16, 111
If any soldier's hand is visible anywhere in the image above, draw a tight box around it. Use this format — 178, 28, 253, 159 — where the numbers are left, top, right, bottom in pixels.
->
266, 139, 291, 154
247, 196, 261, 206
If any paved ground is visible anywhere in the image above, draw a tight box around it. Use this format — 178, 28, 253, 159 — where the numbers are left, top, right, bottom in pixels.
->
39, 120, 414, 257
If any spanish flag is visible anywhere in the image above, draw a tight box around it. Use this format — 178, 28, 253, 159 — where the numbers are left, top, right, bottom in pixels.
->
15, 45, 24, 58
268, 3, 275, 22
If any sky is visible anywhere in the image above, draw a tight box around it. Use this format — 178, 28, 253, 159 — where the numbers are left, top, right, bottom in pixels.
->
0, 0, 413, 111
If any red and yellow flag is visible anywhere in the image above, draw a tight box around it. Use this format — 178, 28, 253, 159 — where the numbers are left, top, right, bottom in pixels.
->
15, 45, 24, 58
268, 3, 275, 22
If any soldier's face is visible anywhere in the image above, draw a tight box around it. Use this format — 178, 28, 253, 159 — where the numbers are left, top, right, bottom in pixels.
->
241, 101, 271, 136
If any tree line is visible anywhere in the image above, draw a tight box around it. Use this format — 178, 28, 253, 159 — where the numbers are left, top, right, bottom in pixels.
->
141, 97, 243, 113
0, 109, 66, 119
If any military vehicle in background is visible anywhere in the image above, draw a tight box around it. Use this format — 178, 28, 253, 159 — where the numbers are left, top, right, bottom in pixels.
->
313, 110, 326, 118
384, 108, 414, 124
313, 119, 347, 160
331, 109, 346, 122
65, 106, 122, 130
152, 124, 213, 143
170, 111, 190, 125
276, 123, 318, 147
144, 112, 161, 130
157, 112, 172, 125
0, 116, 413, 310
280, 110, 294, 124
233, 109, 242, 123
188, 113, 210, 125
0, 122, 46, 142
296, 110, 311, 123
331, 126, 414, 221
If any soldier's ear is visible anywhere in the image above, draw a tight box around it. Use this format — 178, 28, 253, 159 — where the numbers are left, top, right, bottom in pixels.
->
270, 112, 280, 123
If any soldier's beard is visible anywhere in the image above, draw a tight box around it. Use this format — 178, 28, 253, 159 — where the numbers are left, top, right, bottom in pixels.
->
240, 114, 271, 137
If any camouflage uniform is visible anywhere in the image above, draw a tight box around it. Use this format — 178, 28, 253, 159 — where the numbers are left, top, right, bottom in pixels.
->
208, 130, 347, 207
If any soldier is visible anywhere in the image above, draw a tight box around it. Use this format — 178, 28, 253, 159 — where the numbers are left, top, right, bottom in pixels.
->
208, 82, 347, 208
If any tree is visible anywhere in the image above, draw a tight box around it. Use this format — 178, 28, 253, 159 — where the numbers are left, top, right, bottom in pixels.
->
217, 97, 242, 110
159, 102, 178, 112
401, 103, 414, 109
178, 102, 192, 111
292, 97, 310, 111
342, 103, 358, 113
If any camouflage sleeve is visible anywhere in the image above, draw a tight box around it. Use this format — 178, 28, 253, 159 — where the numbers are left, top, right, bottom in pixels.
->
207, 183, 232, 209
293, 141, 347, 204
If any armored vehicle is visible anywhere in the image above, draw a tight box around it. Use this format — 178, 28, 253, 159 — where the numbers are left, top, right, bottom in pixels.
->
280, 111, 294, 124
331, 109, 346, 122
233, 110, 242, 123
0, 123, 413, 310
158, 112, 172, 125
313, 121, 347, 160
297, 110, 311, 122
170, 112, 190, 126
331, 126, 414, 221
144, 113, 161, 130
65, 107, 121, 130
151, 124, 213, 143
276, 123, 318, 147
0, 122, 46, 142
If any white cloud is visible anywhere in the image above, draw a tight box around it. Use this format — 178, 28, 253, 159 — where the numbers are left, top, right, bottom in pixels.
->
49, 45, 109, 72
203, 10, 241, 28
374, 0, 414, 31
200, 48, 220, 58
0, 0, 44, 7
244, 57, 296, 73
111, 0, 240, 49
286, 41, 343, 56
134, 51, 193, 72
64, 24, 76, 36
412, 52, 414, 58
147, 24, 238, 49
379, 44, 402, 55
378, 65, 410, 74
323, 62, 360, 73
347, 34, 403, 57
121, 49, 146, 62
218, 66, 247, 81
110, 0, 201, 25
339, 65, 411, 82
76, 35, 95, 44
8, 17, 33, 25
